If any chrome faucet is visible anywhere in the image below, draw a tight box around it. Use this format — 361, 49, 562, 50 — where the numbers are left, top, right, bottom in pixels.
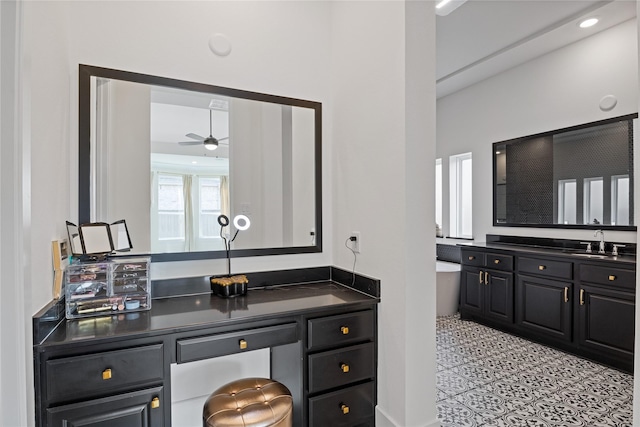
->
594, 229, 605, 254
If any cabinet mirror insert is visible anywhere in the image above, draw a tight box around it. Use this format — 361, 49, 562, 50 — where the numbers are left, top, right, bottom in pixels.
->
79, 65, 322, 262
493, 114, 636, 230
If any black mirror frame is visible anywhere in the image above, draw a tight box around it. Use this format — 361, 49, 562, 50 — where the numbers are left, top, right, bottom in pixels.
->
492, 113, 637, 231
78, 64, 323, 262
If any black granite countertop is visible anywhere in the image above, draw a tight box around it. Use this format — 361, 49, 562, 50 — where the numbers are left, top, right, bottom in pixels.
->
33, 269, 380, 349
458, 241, 637, 265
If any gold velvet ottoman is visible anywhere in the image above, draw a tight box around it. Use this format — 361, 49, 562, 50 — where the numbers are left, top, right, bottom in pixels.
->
203, 377, 293, 427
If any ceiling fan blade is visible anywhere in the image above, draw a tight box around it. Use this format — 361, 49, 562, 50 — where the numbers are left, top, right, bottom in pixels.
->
185, 133, 205, 141
218, 136, 229, 142
178, 140, 203, 146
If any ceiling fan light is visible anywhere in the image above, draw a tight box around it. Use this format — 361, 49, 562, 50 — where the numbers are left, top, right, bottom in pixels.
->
204, 140, 218, 151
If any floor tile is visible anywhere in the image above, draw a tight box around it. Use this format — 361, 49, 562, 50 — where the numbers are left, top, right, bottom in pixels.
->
435, 315, 634, 427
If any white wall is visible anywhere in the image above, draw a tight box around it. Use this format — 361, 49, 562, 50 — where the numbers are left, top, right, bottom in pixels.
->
331, 2, 438, 426
437, 18, 639, 244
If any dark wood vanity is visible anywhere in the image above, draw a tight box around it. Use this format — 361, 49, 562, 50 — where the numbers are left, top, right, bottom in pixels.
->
33, 267, 379, 427
460, 241, 635, 373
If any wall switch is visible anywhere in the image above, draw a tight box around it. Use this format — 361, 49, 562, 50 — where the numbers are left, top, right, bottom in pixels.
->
350, 231, 361, 253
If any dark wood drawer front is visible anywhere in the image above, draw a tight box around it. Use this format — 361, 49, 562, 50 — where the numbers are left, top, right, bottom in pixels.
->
46, 344, 164, 404
462, 250, 485, 267
47, 386, 164, 427
579, 264, 635, 290
519, 257, 573, 279
177, 323, 297, 363
486, 254, 514, 271
309, 381, 375, 427
308, 310, 374, 351
308, 343, 375, 394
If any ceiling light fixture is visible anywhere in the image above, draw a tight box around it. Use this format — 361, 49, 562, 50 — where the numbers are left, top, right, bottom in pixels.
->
579, 18, 599, 28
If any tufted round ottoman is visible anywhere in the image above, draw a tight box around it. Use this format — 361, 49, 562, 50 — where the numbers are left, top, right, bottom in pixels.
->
203, 377, 293, 427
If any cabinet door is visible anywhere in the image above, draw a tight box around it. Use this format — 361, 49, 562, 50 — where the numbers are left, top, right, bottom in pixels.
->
578, 284, 635, 361
460, 267, 483, 315
516, 275, 572, 342
484, 270, 513, 323
46, 386, 164, 427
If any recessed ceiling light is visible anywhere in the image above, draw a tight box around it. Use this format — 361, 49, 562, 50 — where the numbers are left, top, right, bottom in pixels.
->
192, 161, 198, 164
579, 18, 599, 28
435, 0, 467, 16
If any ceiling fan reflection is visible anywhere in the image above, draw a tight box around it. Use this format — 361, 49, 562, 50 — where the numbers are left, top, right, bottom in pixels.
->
178, 109, 229, 151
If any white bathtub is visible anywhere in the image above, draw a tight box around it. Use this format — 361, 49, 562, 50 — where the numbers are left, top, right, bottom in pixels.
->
436, 261, 461, 316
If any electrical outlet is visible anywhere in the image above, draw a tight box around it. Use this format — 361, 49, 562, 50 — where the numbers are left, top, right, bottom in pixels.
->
350, 231, 361, 253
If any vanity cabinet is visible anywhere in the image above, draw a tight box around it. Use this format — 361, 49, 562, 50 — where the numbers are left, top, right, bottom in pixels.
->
460, 249, 514, 324
459, 245, 635, 373
306, 309, 376, 427
516, 257, 573, 343
34, 278, 380, 427
36, 341, 167, 427
577, 264, 636, 368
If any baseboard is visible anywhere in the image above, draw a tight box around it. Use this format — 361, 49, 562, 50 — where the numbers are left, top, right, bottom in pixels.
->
376, 406, 441, 427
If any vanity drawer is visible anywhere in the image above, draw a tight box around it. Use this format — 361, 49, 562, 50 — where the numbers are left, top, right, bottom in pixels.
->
308, 310, 374, 351
308, 343, 375, 394
579, 264, 635, 290
519, 257, 573, 280
46, 344, 164, 404
309, 381, 375, 426
461, 250, 485, 267
177, 323, 297, 363
486, 253, 514, 271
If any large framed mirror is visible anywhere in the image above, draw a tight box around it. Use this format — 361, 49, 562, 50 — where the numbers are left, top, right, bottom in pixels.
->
79, 65, 322, 262
493, 114, 636, 230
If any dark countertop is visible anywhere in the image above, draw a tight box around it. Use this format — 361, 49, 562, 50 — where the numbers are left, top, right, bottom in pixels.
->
458, 241, 637, 265
34, 281, 379, 349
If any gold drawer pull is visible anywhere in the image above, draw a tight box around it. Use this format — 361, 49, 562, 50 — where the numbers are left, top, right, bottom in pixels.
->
151, 397, 160, 409
494, 259, 500, 264
102, 369, 112, 380
538, 265, 546, 271
564, 287, 569, 303
341, 326, 349, 335
580, 289, 585, 305
468, 256, 475, 261
485, 271, 489, 284
341, 363, 350, 373
479, 270, 484, 285
340, 403, 350, 414
609, 275, 616, 281
239, 339, 248, 350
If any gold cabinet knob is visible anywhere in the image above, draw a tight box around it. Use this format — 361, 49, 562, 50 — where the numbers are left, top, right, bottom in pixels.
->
340, 403, 349, 414
494, 259, 500, 264
468, 256, 475, 260
341, 363, 350, 373
102, 368, 112, 380
609, 275, 616, 281
239, 339, 248, 350
340, 326, 349, 335
151, 397, 160, 409
538, 265, 546, 271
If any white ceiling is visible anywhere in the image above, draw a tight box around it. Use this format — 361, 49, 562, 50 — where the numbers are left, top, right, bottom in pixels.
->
436, 0, 637, 98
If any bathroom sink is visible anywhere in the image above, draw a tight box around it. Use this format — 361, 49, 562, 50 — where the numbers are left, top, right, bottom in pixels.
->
570, 253, 612, 259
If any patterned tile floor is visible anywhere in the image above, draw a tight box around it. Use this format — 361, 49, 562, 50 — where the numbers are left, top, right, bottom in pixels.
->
436, 315, 634, 427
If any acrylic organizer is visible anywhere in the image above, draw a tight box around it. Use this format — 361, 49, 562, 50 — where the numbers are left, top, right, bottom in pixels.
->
65, 257, 151, 319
